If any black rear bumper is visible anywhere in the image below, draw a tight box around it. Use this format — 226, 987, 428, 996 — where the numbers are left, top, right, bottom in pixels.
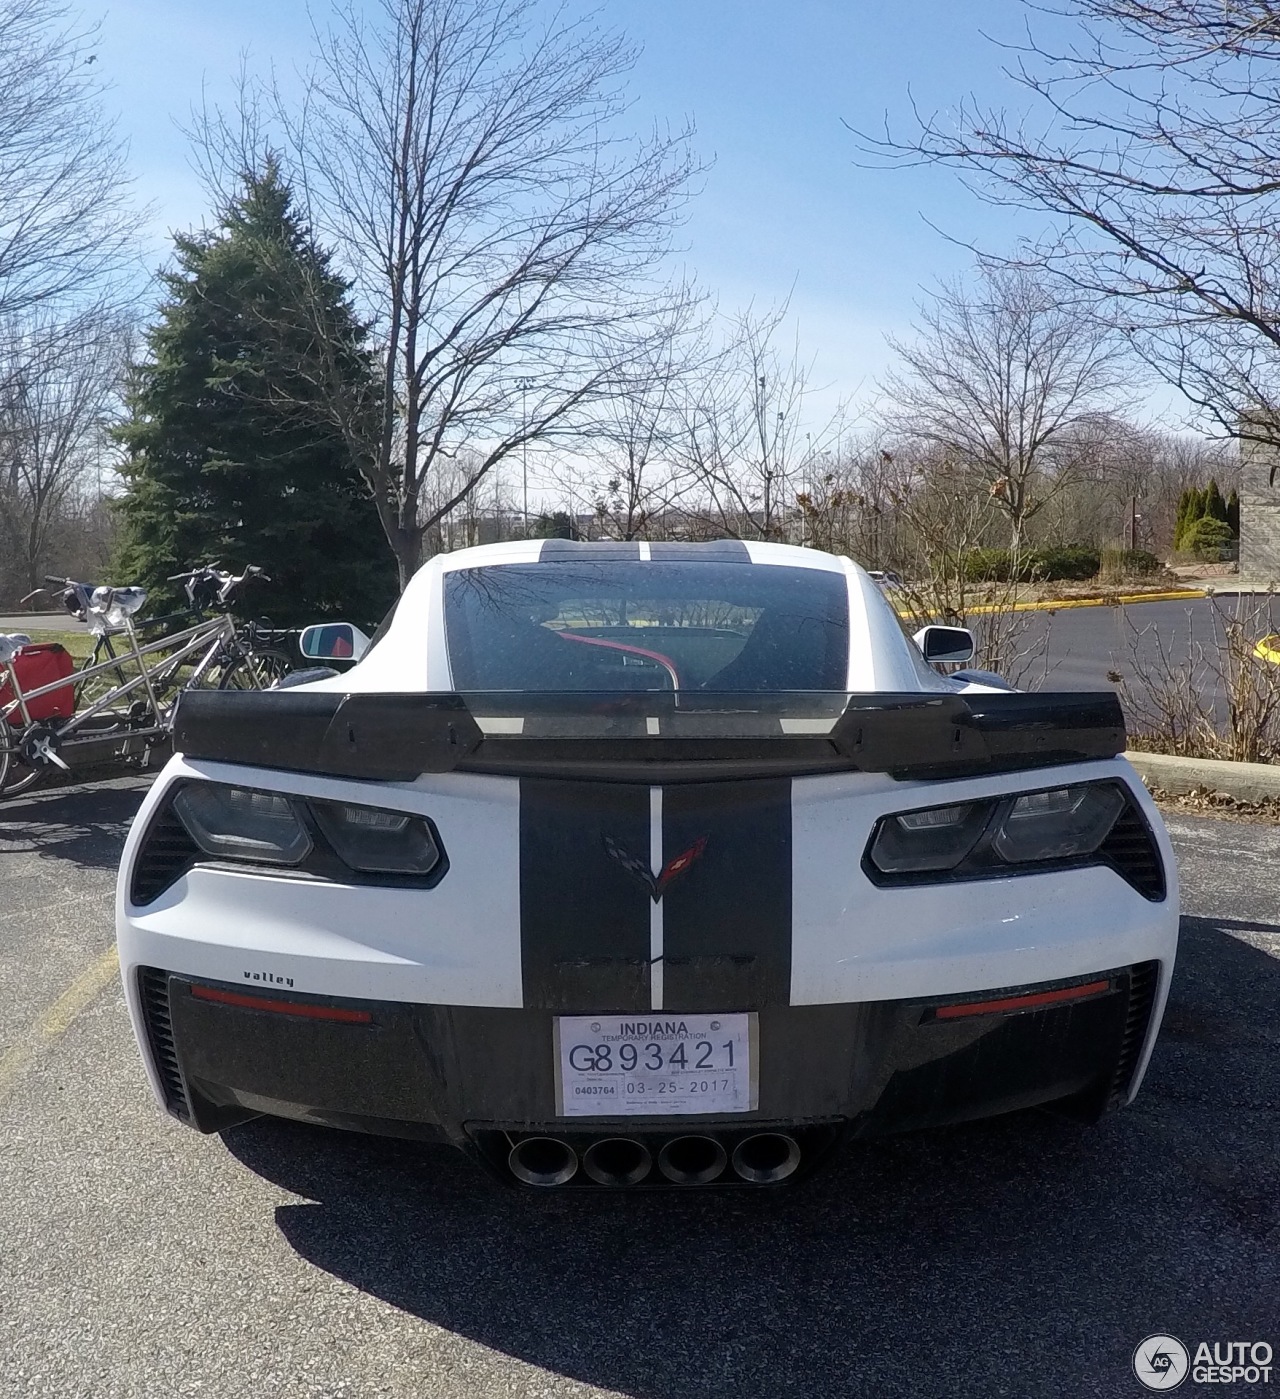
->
137, 962, 1160, 1186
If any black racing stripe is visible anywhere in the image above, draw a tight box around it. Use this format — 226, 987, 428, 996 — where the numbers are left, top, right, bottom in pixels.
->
660, 778, 792, 1012
647, 541, 750, 561
519, 779, 651, 1011
537, 539, 642, 561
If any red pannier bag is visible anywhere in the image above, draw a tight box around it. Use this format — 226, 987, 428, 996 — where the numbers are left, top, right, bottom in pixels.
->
1, 642, 75, 720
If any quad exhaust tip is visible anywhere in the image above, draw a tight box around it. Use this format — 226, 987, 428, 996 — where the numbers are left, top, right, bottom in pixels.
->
731, 1132, 801, 1184
508, 1136, 578, 1187
506, 1131, 802, 1188
657, 1134, 729, 1184
583, 1137, 653, 1187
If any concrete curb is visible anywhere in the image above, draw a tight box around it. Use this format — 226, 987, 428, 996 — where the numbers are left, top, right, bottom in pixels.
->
968, 588, 1206, 615
896, 587, 1206, 621
1125, 750, 1280, 802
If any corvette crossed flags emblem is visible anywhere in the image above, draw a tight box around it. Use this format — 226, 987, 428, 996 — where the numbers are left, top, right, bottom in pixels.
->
603, 834, 708, 902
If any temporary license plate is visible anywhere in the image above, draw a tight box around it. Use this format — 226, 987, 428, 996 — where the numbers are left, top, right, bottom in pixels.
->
554, 1012, 757, 1117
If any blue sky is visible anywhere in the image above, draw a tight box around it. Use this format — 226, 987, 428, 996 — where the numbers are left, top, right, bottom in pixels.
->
94, 0, 1106, 421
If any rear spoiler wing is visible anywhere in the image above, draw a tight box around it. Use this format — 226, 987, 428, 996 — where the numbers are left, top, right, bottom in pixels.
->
171, 689, 1126, 784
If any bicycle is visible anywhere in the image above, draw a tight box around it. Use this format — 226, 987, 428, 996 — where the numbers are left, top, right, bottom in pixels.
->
0, 567, 291, 797
27, 565, 292, 702
158, 565, 293, 692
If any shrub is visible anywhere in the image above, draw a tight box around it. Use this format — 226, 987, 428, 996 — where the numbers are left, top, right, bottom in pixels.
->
1100, 546, 1163, 580
1175, 480, 1237, 550
962, 544, 1101, 583
1030, 545, 1102, 580
1184, 515, 1236, 561
1123, 548, 1162, 575
963, 547, 1013, 582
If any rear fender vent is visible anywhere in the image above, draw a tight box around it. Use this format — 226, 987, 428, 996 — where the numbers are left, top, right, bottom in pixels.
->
130, 805, 199, 906
137, 967, 191, 1122
1108, 960, 1160, 1107
1100, 804, 1166, 901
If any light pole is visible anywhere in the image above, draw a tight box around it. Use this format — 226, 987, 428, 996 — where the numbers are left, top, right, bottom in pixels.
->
517, 378, 534, 536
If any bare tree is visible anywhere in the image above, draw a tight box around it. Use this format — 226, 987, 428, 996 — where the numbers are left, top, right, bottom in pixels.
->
197, 0, 698, 586
794, 434, 907, 565
0, 0, 138, 323
857, 0, 1280, 449
1037, 423, 1232, 552
675, 304, 844, 541
882, 266, 1132, 549
582, 315, 709, 541
871, 441, 1054, 688
0, 309, 128, 595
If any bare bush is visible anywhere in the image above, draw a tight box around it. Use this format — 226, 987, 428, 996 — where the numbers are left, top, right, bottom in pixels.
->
863, 444, 1055, 688
1120, 595, 1280, 761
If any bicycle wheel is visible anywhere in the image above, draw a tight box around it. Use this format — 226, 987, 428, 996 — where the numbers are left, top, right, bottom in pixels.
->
217, 647, 293, 690
0, 718, 45, 798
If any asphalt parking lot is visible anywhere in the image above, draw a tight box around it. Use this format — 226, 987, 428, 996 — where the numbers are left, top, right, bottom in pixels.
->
1, 777, 1276, 1399
973, 594, 1280, 704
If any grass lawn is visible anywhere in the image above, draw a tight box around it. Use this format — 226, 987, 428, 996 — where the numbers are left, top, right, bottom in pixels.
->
18, 628, 97, 663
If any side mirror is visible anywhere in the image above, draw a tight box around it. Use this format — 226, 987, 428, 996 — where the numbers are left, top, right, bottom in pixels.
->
299, 622, 371, 663
913, 625, 975, 665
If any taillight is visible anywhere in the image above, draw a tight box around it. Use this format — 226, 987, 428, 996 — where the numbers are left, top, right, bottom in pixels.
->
310, 800, 442, 875
172, 785, 312, 865
992, 786, 1125, 864
866, 800, 993, 874
864, 780, 1155, 894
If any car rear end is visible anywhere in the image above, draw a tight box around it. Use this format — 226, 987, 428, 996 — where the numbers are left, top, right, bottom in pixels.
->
117, 541, 1178, 1189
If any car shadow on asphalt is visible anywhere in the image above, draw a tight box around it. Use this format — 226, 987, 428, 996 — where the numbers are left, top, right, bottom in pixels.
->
222, 916, 1279, 1399
0, 777, 151, 869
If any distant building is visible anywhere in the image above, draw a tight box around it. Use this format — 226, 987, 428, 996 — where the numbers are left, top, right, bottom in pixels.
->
1239, 432, 1280, 581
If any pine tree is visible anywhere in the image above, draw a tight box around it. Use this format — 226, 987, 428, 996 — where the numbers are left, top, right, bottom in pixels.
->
1204, 478, 1229, 525
532, 511, 576, 540
1179, 486, 1209, 550
114, 163, 397, 626
1174, 487, 1200, 550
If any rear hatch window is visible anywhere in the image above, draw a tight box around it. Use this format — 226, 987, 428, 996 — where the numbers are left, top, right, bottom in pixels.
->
443, 561, 849, 691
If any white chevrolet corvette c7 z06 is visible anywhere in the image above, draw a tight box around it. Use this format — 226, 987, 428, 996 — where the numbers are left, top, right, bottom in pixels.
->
117, 540, 1178, 1190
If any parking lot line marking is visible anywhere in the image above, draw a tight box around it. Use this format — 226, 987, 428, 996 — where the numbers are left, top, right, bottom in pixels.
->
0, 945, 119, 1103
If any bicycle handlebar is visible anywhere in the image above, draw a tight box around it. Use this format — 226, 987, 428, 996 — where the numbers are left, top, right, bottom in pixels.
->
167, 563, 271, 609
167, 564, 269, 583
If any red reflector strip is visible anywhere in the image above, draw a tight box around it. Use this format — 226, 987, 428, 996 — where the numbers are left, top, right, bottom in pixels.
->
190, 983, 372, 1023
934, 979, 1112, 1021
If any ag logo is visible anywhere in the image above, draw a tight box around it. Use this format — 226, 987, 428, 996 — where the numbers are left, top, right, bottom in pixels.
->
1133, 1335, 1190, 1391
